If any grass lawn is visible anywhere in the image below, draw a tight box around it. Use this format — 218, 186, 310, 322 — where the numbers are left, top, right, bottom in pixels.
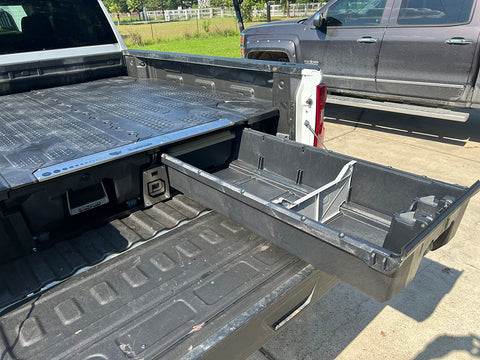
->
137, 34, 241, 58
118, 17, 245, 40
115, 16, 296, 58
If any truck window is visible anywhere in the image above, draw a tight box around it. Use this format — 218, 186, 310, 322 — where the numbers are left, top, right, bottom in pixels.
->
397, 0, 474, 25
0, 0, 117, 55
0, 8, 20, 31
327, 0, 387, 27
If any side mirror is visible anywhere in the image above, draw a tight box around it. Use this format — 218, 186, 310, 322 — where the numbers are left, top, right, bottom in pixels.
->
313, 11, 326, 28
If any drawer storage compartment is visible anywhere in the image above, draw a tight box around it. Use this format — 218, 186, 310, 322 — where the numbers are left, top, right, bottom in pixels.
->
162, 129, 479, 302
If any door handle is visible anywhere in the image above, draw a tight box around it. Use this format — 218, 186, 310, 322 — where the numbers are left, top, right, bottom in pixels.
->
357, 37, 378, 43
446, 38, 474, 45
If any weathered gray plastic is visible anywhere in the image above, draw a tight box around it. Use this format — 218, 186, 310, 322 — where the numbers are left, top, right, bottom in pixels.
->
162, 129, 479, 302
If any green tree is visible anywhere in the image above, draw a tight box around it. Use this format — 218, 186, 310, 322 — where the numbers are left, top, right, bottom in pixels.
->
119, 0, 129, 12
127, 0, 143, 12
278, 0, 290, 17
164, 0, 179, 9
240, 0, 261, 22
103, 0, 128, 13
209, 0, 229, 7
180, 0, 196, 8
103, 0, 114, 9
143, 0, 153, 8
127, 0, 143, 19
104, 0, 121, 24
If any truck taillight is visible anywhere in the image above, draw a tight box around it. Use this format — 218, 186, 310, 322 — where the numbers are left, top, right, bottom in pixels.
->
314, 84, 327, 148
240, 35, 245, 58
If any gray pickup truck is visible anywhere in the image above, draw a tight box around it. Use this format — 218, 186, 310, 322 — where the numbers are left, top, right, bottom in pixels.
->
241, 0, 480, 121
0, 0, 478, 359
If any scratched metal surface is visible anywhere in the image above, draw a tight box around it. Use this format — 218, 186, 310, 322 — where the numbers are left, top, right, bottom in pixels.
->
0, 76, 274, 189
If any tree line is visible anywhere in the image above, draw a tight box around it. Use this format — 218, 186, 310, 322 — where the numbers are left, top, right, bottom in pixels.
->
102, 0, 324, 13
103, 0, 195, 14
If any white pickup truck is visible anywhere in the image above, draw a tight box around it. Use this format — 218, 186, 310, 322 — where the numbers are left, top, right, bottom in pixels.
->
0, 1, 478, 359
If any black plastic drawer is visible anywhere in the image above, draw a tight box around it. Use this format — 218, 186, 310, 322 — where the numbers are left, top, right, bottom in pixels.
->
162, 129, 479, 302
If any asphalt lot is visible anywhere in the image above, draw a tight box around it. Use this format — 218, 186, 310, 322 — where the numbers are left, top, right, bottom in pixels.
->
249, 104, 480, 360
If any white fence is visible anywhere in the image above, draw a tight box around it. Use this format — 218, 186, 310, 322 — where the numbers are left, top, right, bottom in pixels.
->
143, 2, 326, 22
254, 3, 325, 18
146, 8, 221, 22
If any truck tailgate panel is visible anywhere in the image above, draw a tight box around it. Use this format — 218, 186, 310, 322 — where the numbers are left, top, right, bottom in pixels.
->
0, 194, 206, 312
0, 204, 328, 360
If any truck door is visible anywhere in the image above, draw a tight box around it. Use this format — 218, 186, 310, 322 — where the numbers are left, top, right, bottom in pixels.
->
376, 0, 479, 102
299, 0, 393, 93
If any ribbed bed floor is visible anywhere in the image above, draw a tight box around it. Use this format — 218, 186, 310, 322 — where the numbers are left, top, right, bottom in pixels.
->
0, 76, 275, 188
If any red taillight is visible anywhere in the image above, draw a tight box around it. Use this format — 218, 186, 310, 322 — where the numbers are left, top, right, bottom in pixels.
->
314, 84, 327, 148
240, 36, 245, 57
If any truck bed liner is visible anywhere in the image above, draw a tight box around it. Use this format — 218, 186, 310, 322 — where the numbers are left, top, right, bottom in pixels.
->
0, 76, 276, 190
0, 198, 324, 360
0, 194, 206, 313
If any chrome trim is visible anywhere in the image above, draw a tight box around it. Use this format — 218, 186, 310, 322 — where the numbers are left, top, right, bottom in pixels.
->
446, 38, 474, 45
33, 119, 234, 182
323, 74, 375, 82
376, 78, 465, 89
357, 37, 378, 43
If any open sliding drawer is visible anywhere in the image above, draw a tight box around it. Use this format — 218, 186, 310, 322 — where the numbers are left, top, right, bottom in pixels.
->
162, 129, 479, 302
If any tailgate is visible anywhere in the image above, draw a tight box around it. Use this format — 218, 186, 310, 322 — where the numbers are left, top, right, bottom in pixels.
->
0, 198, 337, 359
161, 128, 479, 302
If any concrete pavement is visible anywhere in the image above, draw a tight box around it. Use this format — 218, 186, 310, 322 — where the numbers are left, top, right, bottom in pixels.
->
249, 105, 480, 360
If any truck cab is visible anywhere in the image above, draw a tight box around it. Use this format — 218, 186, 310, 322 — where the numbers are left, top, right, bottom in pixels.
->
242, 0, 480, 109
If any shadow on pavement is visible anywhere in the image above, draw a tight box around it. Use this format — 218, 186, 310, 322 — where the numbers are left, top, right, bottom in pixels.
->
324, 104, 480, 146
386, 259, 462, 322
413, 334, 480, 360
261, 258, 463, 360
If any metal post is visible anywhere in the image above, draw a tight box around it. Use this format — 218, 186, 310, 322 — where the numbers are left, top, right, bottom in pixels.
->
196, 10, 199, 33
266, 2, 271, 22
232, 0, 244, 32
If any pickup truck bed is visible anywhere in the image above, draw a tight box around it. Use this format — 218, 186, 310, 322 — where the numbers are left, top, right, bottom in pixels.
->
0, 52, 340, 359
0, 49, 478, 359
0, 195, 335, 360
1, 1, 477, 357
0, 75, 275, 189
